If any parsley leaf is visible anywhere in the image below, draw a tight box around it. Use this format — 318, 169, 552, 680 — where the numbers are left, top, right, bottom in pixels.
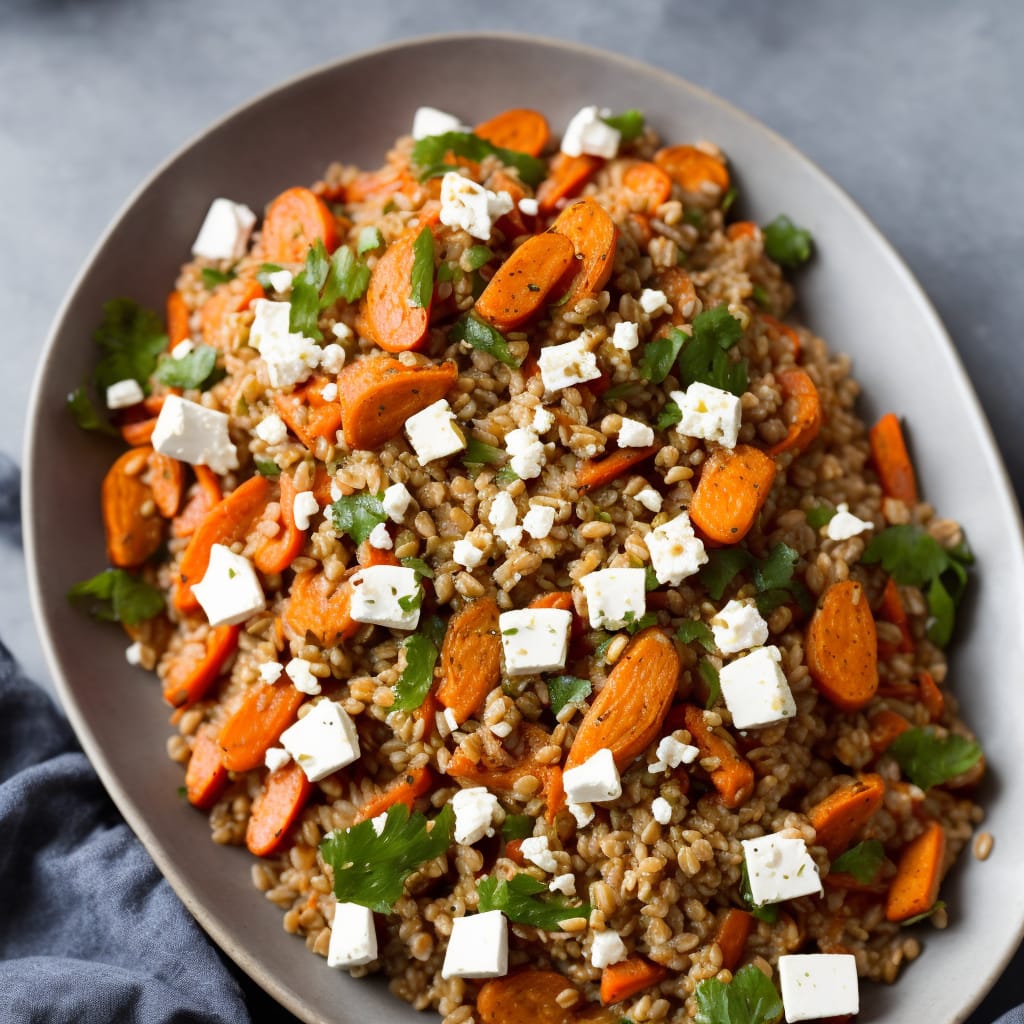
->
357, 226, 384, 255
700, 548, 753, 601
323, 245, 372, 306
676, 306, 748, 397
398, 588, 423, 614
66, 386, 117, 435
831, 839, 885, 884
449, 313, 521, 368
547, 675, 592, 717
694, 963, 783, 1024
254, 457, 281, 478
637, 331, 685, 384
750, 283, 770, 308
464, 245, 493, 271
67, 568, 164, 625
154, 344, 224, 391
255, 262, 285, 289
888, 727, 982, 790
763, 215, 814, 269
200, 266, 236, 288
477, 872, 591, 931
903, 900, 945, 926
400, 557, 435, 580
721, 187, 738, 214
699, 543, 809, 615
740, 861, 779, 923
391, 629, 440, 711
330, 493, 387, 545
462, 436, 506, 467
699, 659, 721, 708
676, 619, 715, 652
501, 815, 536, 841
592, 630, 617, 661
409, 226, 435, 309
656, 400, 682, 430
320, 803, 455, 914
602, 109, 645, 140
805, 504, 836, 529
623, 610, 658, 634
92, 298, 167, 394
644, 565, 660, 592
411, 131, 546, 187
493, 466, 521, 486
752, 543, 799, 592
291, 241, 369, 340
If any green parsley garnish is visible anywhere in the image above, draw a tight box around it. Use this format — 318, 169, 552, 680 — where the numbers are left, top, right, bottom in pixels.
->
154, 343, 224, 391
602, 109, 645, 141
805, 504, 837, 529
888, 727, 982, 790
623, 610, 658, 634
254, 458, 281, 478
67, 568, 164, 626
255, 262, 285, 289
656, 400, 682, 430
636, 331, 685, 385
644, 565, 660, 591
290, 240, 370, 340
409, 226, 435, 309
694, 963, 783, 1024
501, 815, 536, 841
66, 386, 117, 435
391, 625, 442, 712
449, 312, 521, 368
740, 861, 779, 923
592, 630, 618, 661
462, 436, 506, 467
547, 675, 592, 717
397, 588, 423, 614
464, 245, 493, 271
750, 284, 770, 308
357, 226, 385, 255
493, 466, 521, 486
477, 872, 591, 931
200, 266, 236, 288
676, 305, 748, 396
902, 900, 945, 926
699, 542, 811, 615
831, 839, 885, 884
763, 215, 814, 269
699, 659, 721, 708
92, 298, 167, 395
400, 557, 435, 581
330, 492, 386, 545
721, 187, 738, 214
411, 131, 546, 187
676, 619, 715, 652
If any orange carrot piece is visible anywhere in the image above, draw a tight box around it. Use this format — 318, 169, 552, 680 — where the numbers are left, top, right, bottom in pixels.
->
167, 290, 191, 349
161, 623, 241, 708
682, 703, 755, 808
343, 164, 417, 204
184, 725, 228, 811
767, 368, 823, 457
918, 670, 945, 722
353, 765, 434, 824
119, 417, 158, 446
504, 837, 527, 866
272, 374, 342, 453
259, 186, 338, 263
488, 169, 531, 237
727, 221, 761, 243
879, 577, 915, 655
436, 598, 502, 725
688, 445, 777, 545
364, 228, 432, 353
478, 971, 579, 1024
651, 265, 697, 337
474, 231, 576, 332
806, 580, 879, 712
714, 909, 755, 972
253, 473, 308, 575
284, 570, 360, 647
549, 197, 619, 305
529, 591, 573, 612
218, 682, 305, 773
885, 820, 946, 922
622, 162, 673, 209
246, 761, 314, 857
536, 153, 602, 213
600, 956, 668, 1006
101, 447, 164, 568
200, 277, 265, 350
475, 108, 550, 157
868, 709, 912, 755
355, 539, 400, 568
654, 144, 730, 195
148, 451, 185, 519
338, 356, 458, 451
759, 313, 801, 357
870, 412, 919, 505
172, 465, 223, 539
576, 445, 660, 495
566, 628, 679, 772
809, 773, 886, 858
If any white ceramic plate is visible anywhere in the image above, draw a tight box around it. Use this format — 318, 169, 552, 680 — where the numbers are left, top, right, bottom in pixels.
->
24, 33, 1024, 1024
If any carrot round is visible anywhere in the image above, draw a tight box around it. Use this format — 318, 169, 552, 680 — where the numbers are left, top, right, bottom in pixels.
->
167, 289, 191, 348
184, 725, 228, 811
652, 266, 697, 337
917, 671, 945, 723
868, 709, 912, 756
161, 623, 241, 708
654, 144, 730, 195
474, 231, 576, 332
565, 628, 679, 772
343, 164, 417, 204
767, 368, 822, 456
284, 570, 359, 647
364, 228, 433, 353
102, 447, 164, 568
478, 970, 578, 1024
576, 445, 659, 494
536, 153, 602, 214
253, 473, 308, 575
870, 412, 919, 505
714, 908, 754, 973
200, 277, 265, 350
682, 703, 755, 809
622, 162, 673, 209
271, 374, 342, 453
727, 221, 761, 243
475, 108, 550, 157
688, 445, 777, 545
436, 598, 502, 725
599, 956, 668, 1007
259, 186, 338, 263
885, 820, 946, 922
149, 451, 185, 519
878, 577, 915, 656
218, 681, 306, 773
488, 169, 531, 237
806, 580, 879, 713
549, 197, 619, 304
808, 773, 886, 858
338, 356, 458, 451
352, 765, 434, 824
172, 465, 223, 539
246, 760, 314, 857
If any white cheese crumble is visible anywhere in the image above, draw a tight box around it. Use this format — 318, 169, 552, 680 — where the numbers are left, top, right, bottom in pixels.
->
151, 394, 238, 474
520, 836, 559, 873
405, 399, 466, 464
522, 504, 556, 540
124, 642, 143, 667
741, 831, 823, 906
611, 320, 640, 351
451, 787, 500, 845
191, 544, 265, 627
711, 599, 769, 655
618, 417, 655, 448
452, 538, 486, 569
778, 954, 859, 1022
439, 171, 514, 242
292, 490, 319, 531
651, 797, 673, 825
639, 288, 669, 315
720, 645, 796, 730
254, 413, 288, 446
561, 106, 620, 159
499, 607, 572, 676
441, 911, 508, 979
563, 748, 622, 804
635, 487, 663, 513
170, 338, 195, 359
319, 342, 347, 373
826, 503, 874, 541
367, 522, 392, 550
549, 873, 576, 896
504, 427, 546, 480
488, 491, 522, 548
580, 567, 647, 630
646, 511, 708, 586
349, 565, 421, 631
670, 381, 743, 449
531, 406, 555, 433
537, 338, 601, 393
267, 269, 294, 293
285, 657, 321, 696
264, 747, 291, 773
191, 197, 257, 262
411, 105, 466, 139
589, 929, 628, 969
105, 378, 144, 410
382, 482, 413, 522
568, 802, 595, 828
327, 902, 377, 968
518, 197, 539, 216
319, 381, 338, 402
280, 700, 361, 783
648, 735, 700, 774
259, 661, 283, 683
250, 299, 322, 387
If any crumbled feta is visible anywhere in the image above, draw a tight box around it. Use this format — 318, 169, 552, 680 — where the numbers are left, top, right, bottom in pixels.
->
589, 929, 628, 969
646, 511, 708, 586
439, 171, 514, 241
537, 338, 601, 393
651, 797, 673, 825
499, 608, 572, 676
561, 106, 620, 160
267, 269, 294, 293
368, 522, 392, 550
191, 544, 265, 627
280, 700, 361, 782
778, 954, 859, 1022
124, 642, 143, 667
580, 567, 647, 630
330, 480, 344, 503
611, 320, 640, 351
405, 399, 465, 464
382, 482, 413, 522
170, 338, 195, 359
285, 657, 322, 696
563, 748, 621, 804
250, 299, 322, 387
720, 646, 796, 730
370, 814, 388, 836
826, 503, 873, 541
292, 490, 319, 531
520, 836, 559, 873
451, 787, 500, 845
327, 902, 377, 968
518, 197, 539, 216
488, 492, 522, 548
441, 911, 508, 979
568, 801, 595, 828
741, 831, 823, 906
635, 487, 663, 513
255, 413, 288, 446
191, 197, 257, 262
649, 735, 699, 774
531, 406, 555, 433
264, 747, 291, 773
670, 381, 743, 449
151, 394, 238, 474
505, 427, 546, 480
549, 873, 576, 896
319, 342, 347, 373
412, 105, 466, 139
320, 381, 338, 403
711, 599, 769, 655
618, 417, 655, 448
639, 288, 669, 315
105, 378, 144, 410
453, 538, 486, 569
259, 661, 283, 683
523, 504, 556, 540
349, 565, 422, 631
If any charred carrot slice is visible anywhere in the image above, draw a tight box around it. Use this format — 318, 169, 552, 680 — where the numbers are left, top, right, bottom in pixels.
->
167, 290, 191, 348
436, 598, 502, 725
352, 765, 434, 824
622, 162, 673, 209
536, 153, 602, 214
272, 374, 342, 453
218, 681, 305, 773
654, 144, 730, 195
200, 277, 265, 350
364, 229, 432, 353
879, 577, 915, 655
549, 197, 619, 304
682, 703, 755, 808
161, 623, 241, 707
259, 186, 338, 263
576, 445, 660, 495
488, 169, 531, 237
600, 956, 668, 1006
868, 709, 912, 755
184, 725, 228, 810
870, 412, 919, 505
688, 445, 777, 545
284, 570, 359, 647
343, 164, 417, 204
149, 451, 185, 519
767, 368, 822, 456
172, 465, 223, 539
918, 670, 945, 722
727, 221, 761, 243
478, 970, 579, 1024
714, 909, 754, 972
652, 265, 697, 336
885, 820, 946, 922
808, 773, 886, 858
475, 108, 550, 157
102, 446, 164, 568
253, 473, 308, 575
246, 760, 314, 857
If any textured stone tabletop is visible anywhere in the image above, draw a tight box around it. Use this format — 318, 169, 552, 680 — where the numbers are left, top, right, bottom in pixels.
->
1, 0, 1021, 1020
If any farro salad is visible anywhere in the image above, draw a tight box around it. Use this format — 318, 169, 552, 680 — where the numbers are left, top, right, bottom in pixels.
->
68, 103, 986, 1024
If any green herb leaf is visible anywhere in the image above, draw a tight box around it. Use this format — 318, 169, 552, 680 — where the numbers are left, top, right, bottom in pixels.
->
464, 245, 493, 271
409, 227, 435, 309
547, 675, 592, 717
694, 963, 784, 1024
493, 466, 521, 486
656, 400, 682, 430
602, 109, 645, 141
477, 872, 591, 931
902, 900, 945, 926
592, 630, 617, 661
889, 727, 982, 790
291, 240, 370, 340
200, 266, 236, 288
357, 226, 385, 255
676, 619, 715, 652
66, 386, 117, 435
254, 457, 281, 478
462, 436, 506, 467
700, 548, 753, 600
805, 504, 836, 529
699, 659, 721, 708
750, 284, 770, 308
700, 543, 809, 615
501, 815, 536, 841
643, 565, 660, 592
624, 611, 658, 635
411, 131, 546, 187
763, 215, 814, 269
721, 187, 738, 214
602, 381, 644, 403
752, 543, 799, 592
255, 262, 285, 289
330, 492, 387, 545
831, 839, 885, 884
324, 245, 372, 306
320, 803, 455, 913
637, 331, 685, 385
400, 557, 435, 581
67, 568, 164, 626
391, 629, 441, 711
740, 861, 780, 923
676, 306, 748, 397
92, 298, 168, 394
154, 344, 224, 391
926, 577, 955, 648
398, 588, 423, 613
449, 312, 521, 368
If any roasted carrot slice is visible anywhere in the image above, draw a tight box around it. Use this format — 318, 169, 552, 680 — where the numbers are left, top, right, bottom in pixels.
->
272, 374, 342, 453
172, 465, 223, 539
488, 169, 531, 237
682, 703, 755, 808
352, 765, 434, 824
622, 162, 673, 209
161, 623, 241, 707
878, 577, 915, 656
475, 108, 550, 157
759, 313, 801, 357
475, 231, 576, 332
885, 820, 946, 922
167, 290, 191, 348
868, 709, 912, 755
184, 725, 228, 810
809, 773, 886, 858
870, 412, 919, 505
806, 580, 879, 713
218, 681, 305, 773
767, 368, 822, 457
436, 598, 502, 725
148, 451, 185, 519
727, 221, 761, 243
654, 144, 730, 195
338, 356, 458, 451
478, 970, 579, 1024
343, 164, 417, 204
918, 670, 945, 722
599, 956, 668, 1007
688, 445, 777, 545
576, 445, 659, 495
549, 197, 619, 304
253, 473, 308, 575
102, 446, 164, 568
714, 909, 754, 972
536, 153, 602, 214
651, 265, 697, 337
246, 760, 314, 857
200, 277, 265, 350
364, 228, 432, 353
259, 186, 338, 263
284, 569, 360, 647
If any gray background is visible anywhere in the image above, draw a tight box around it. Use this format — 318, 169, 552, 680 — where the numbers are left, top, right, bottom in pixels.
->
1, 0, 1021, 1020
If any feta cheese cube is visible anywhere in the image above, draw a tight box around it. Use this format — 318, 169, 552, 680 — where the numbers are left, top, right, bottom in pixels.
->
520, 836, 559, 873
611, 320, 639, 351
412, 105, 466, 139
267, 269, 294, 293
452, 538, 486, 569
170, 339, 195, 359
518, 197, 539, 217
499, 608, 572, 676
125, 642, 143, 666
382, 482, 413, 522
151, 394, 238, 474
505, 427, 545, 480
618, 417, 655, 448
259, 660, 283, 683
292, 490, 319, 531
711, 599, 769, 655
826, 503, 873, 541
549, 873, 576, 896
250, 299, 322, 388
523, 504, 556, 540
561, 106, 620, 160
319, 341, 347, 373
531, 406, 555, 433
191, 197, 256, 262
368, 522, 392, 550
254, 413, 288, 445
285, 657, 321, 696
451, 787, 500, 845
635, 487, 663, 513
655, 735, 699, 768
741, 831, 822, 906
280, 700, 361, 782
778, 954, 859, 1022
105, 378, 145, 410
439, 171, 514, 241
639, 288, 669, 315
537, 338, 601, 393
651, 797, 672, 825
580, 567, 647, 630
568, 801, 595, 828
646, 511, 708, 586
441, 910, 508, 979
327, 902, 377, 968
563, 748, 621, 804
488, 491, 522, 547
589, 929, 628, 968
405, 399, 465, 464
720, 646, 796, 730
264, 746, 291, 773
320, 381, 338, 402
670, 381, 743, 449
191, 544, 265, 627
349, 565, 422, 631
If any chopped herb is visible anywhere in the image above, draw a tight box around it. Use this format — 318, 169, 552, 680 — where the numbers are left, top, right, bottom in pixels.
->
502, 627, 519, 636
721, 187, 738, 214
623, 610, 658, 635
398, 588, 423, 614
750, 284, 770, 308
436, 261, 458, 284
391, 626, 442, 711
902, 900, 945, 926
700, 548, 754, 601
477, 872, 591, 931
320, 803, 455, 914
200, 266, 236, 288
763, 215, 814, 269
700, 542, 810, 615
67, 568, 165, 626
676, 305, 748, 397
469, 269, 487, 300
411, 131, 546, 187
409, 226, 435, 309
462, 436, 506, 467
92, 298, 167, 395
154, 343, 225, 391
501, 814, 535, 841
400, 557, 435, 581
382, 199, 398, 214
255, 262, 285, 288
330, 492, 387, 546
323, 245, 372, 305
699, 659, 721, 708
831, 839, 885, 884
636, 331, 685, 385
592, 630, 617, 661
464, 245, 493, 270
449, 312, 521, 368
291, 240, 370, 340
601, 109, 645, 140
740, 861, 780, 923
254, 458, 281, 478
753, 542, 799, 592
493, 466, 521, 486
357, 226, 385, 255
602, 381, 644, 402
547, 675, 592, 717
694, 963, 783, 1024
644, 565, 660, 591
888, 727, 982, 790
805, 504, 836, 529
656, 400, 682, 430
676, 619, 715, 652
66, 386, 117, 435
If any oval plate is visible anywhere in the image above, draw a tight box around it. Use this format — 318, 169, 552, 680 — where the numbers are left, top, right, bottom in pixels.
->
24, 33, 1024, 1024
